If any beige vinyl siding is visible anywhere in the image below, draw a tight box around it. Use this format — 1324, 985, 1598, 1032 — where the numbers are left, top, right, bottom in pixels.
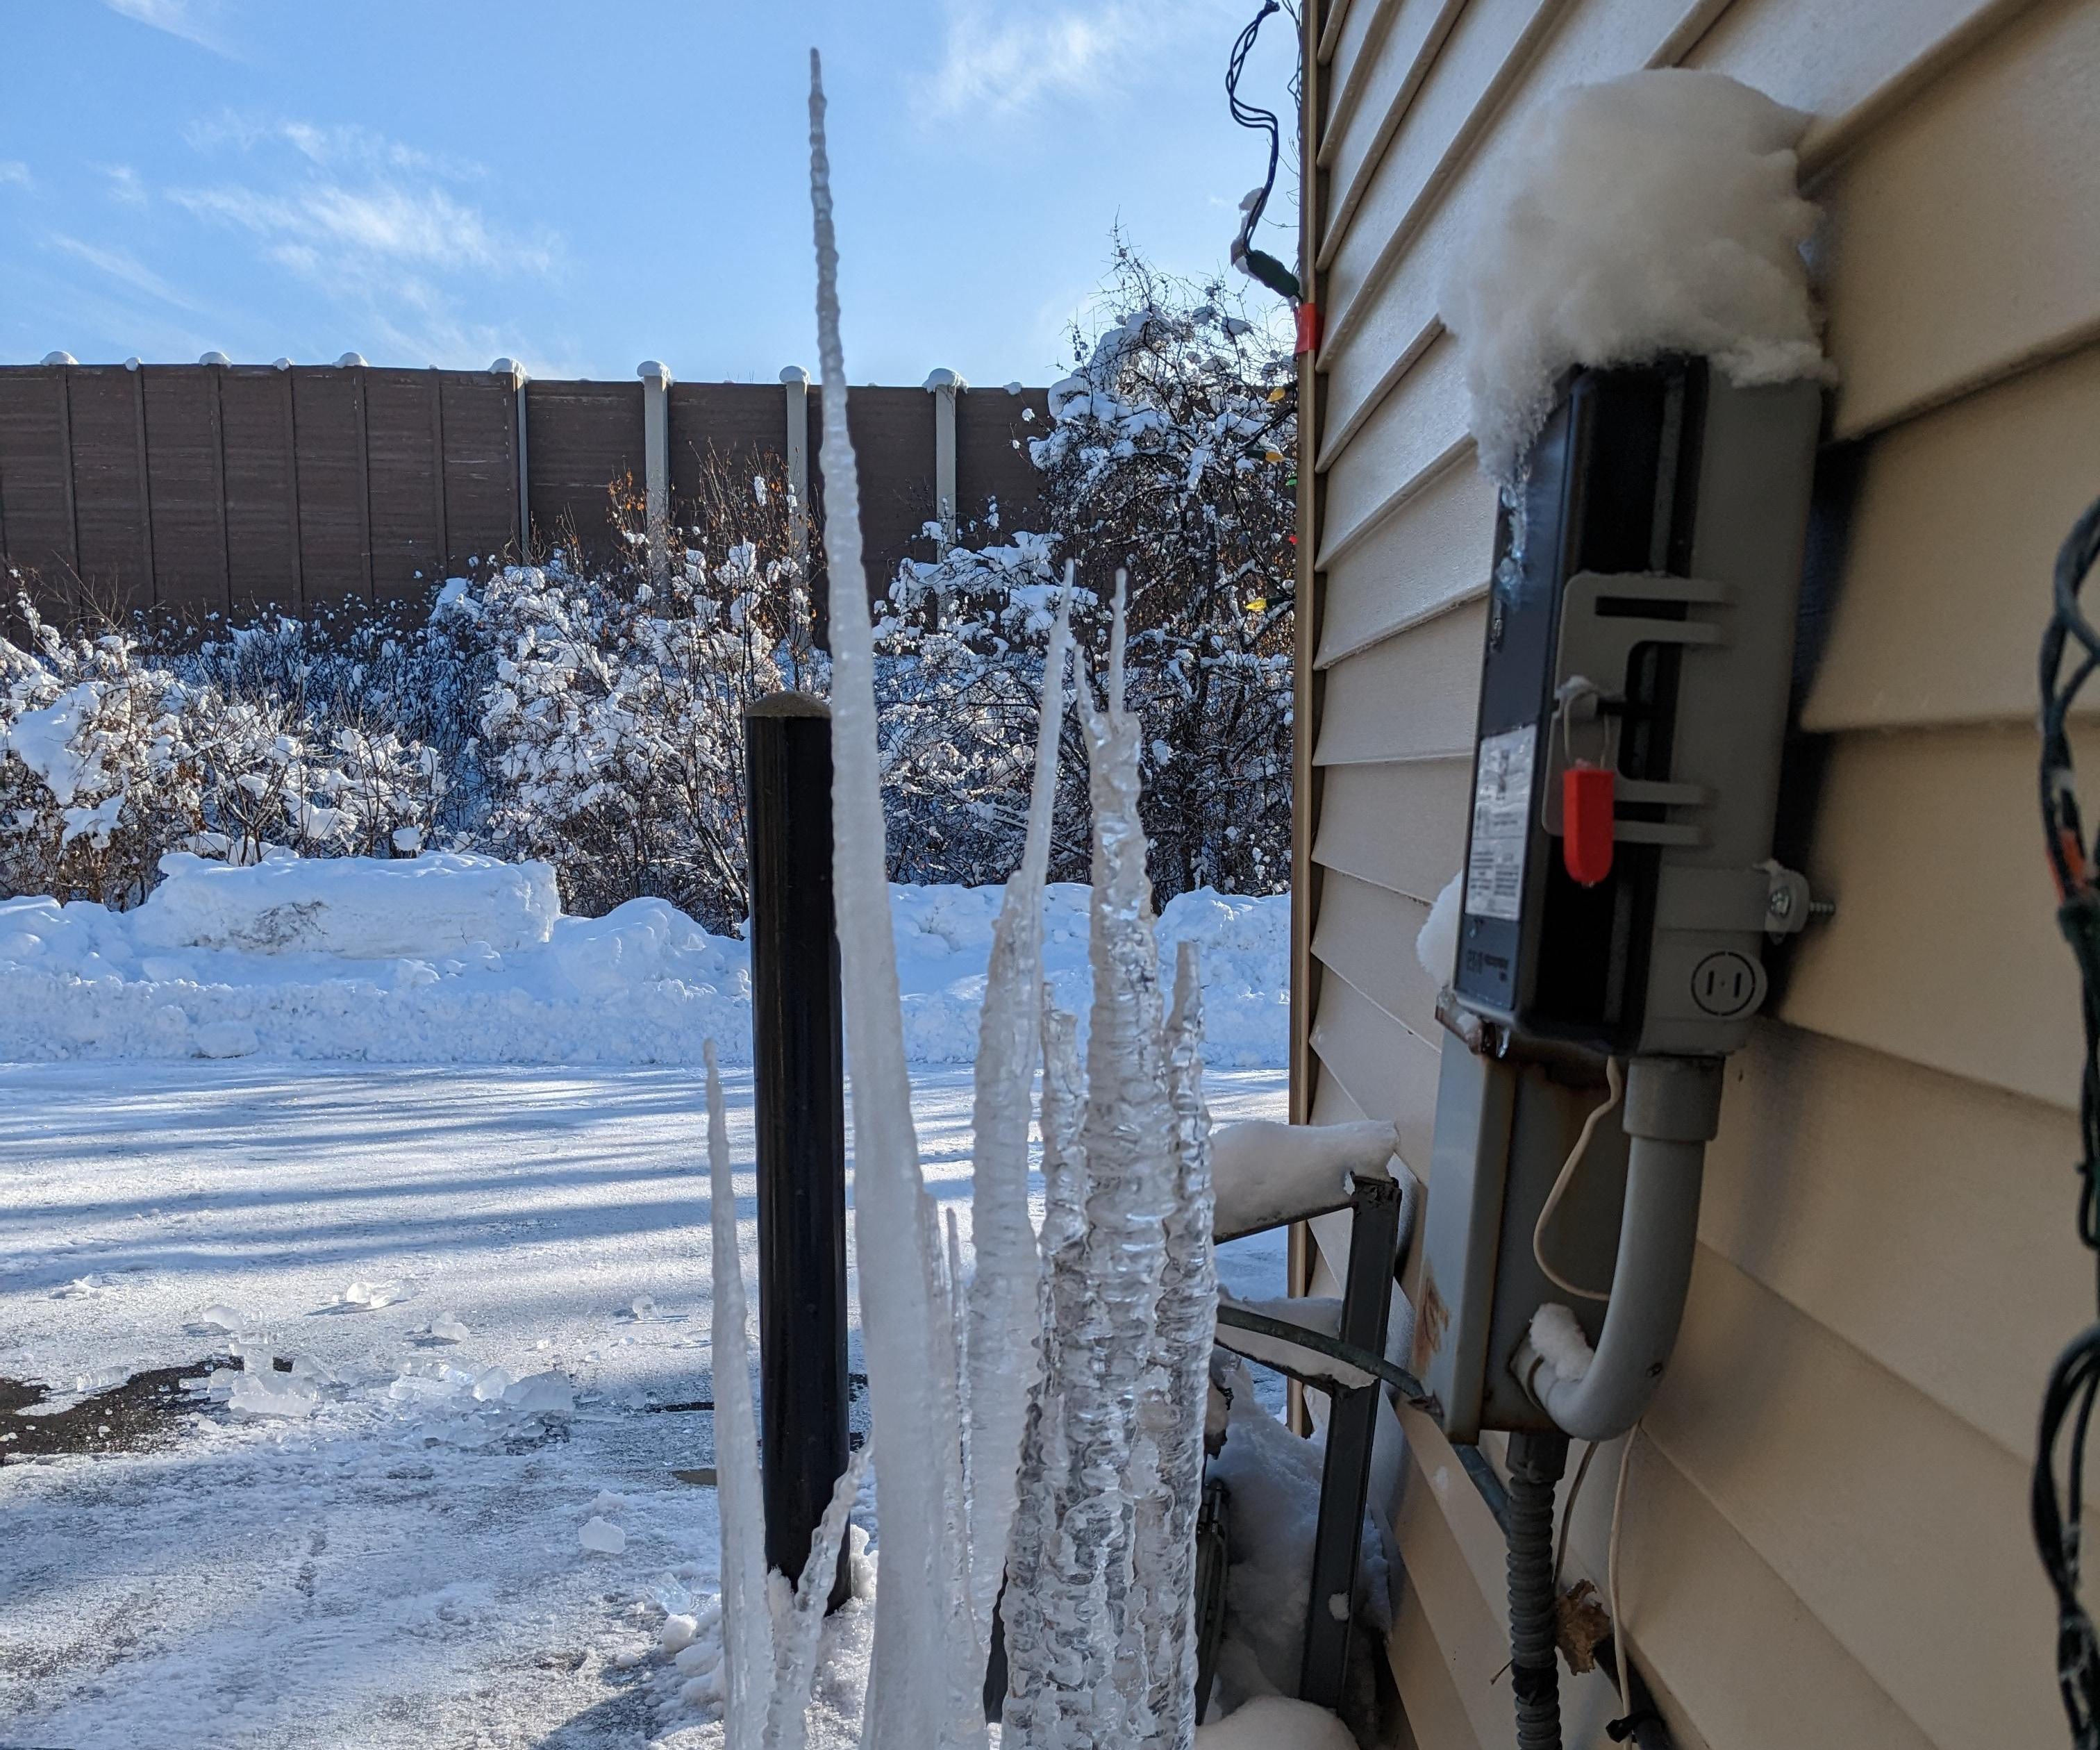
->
1294, 0, 2100, 1744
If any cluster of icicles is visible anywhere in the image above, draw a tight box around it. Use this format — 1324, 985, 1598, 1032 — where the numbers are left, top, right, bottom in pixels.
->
692, 52, 1225, 1750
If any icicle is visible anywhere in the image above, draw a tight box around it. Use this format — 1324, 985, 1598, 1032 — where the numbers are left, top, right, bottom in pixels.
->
765, 1442, 874, 1750
806, 51, 972, 1750
1000, 997, 1090, 1746
1129, 943, 1217, 1747
1019, 581, 1183, 1745
708, 1038, 774, 1750
962, 578, 1073, 1652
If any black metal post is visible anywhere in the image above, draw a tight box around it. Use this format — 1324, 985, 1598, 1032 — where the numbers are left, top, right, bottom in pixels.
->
1299, 1174, 1403, 1708
744, 692, 850, 1609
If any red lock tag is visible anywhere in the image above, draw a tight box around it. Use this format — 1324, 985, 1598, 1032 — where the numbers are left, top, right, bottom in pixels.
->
1562, 762, 1615, 886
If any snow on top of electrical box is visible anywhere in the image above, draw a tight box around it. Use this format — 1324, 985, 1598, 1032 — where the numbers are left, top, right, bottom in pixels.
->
1442, 69, 1826, 483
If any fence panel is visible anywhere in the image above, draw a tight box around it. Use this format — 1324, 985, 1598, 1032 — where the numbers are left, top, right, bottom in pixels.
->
526, 379, 642, 562
142, 367, 226, 617
438, 371, 519, 568
67, 368, 151, 608
956, 385, 1051, 536
0, 367, 74, 589
290, 367, 369, 609
222, 367, 301, 616
365, 369, 446, 602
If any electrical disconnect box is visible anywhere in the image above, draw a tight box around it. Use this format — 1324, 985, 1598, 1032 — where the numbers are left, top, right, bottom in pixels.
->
1418, 359, 1823, 1443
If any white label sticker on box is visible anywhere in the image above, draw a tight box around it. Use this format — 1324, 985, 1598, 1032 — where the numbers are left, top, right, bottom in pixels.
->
1465, 725, 1535, 922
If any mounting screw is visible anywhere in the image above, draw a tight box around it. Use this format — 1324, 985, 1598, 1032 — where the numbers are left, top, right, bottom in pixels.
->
1767, 886, 1794, 919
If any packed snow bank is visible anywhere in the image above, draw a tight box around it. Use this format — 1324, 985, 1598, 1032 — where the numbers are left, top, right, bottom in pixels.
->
0, 854, 1289, 1067
1443, 69, 1825, 481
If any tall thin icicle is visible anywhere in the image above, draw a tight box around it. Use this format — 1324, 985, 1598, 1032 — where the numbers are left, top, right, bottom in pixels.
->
707, 1038, 774, 1750
806, 52, 973, 1750
962, 581, 1073, 1650
1128, 944, 1217, 1747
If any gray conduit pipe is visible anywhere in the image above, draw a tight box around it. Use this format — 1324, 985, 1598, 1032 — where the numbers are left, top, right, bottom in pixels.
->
1511, 1056, 1724, 1444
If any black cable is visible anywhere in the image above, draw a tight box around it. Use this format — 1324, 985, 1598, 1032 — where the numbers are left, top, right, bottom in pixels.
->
2034, 489, 2100, 1750
1225, 0, 1302, 303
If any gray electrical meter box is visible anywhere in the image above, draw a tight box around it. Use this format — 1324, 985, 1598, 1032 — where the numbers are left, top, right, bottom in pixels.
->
1419, 359, 1823, 1440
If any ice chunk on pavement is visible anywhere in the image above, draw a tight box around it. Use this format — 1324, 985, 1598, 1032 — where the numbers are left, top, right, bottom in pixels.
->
227, 1369, 318, 1419
341, 1280, 406, 1309
659, 1613, 699, 1654
430, 1312, 470, 1342
472, 1366, 512, 1401
628, 1294, 656, 1321
578, 1517, 626, 1554
591, 1490, 627, 1514
503, 1371, 574, 1415
198, 1303, 246, 1332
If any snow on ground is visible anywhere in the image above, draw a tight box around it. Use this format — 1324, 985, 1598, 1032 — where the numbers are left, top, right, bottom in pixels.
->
0, 852, 1288, 1069
0, 1058, 1289, 1749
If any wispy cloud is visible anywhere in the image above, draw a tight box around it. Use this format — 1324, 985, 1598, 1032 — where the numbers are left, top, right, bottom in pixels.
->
49, 234, 211, 316
101, 0, 234, 56
922, 0, 1238, 119
155, 113, 561, 367
0, 160, 31, 190
101, 164, 149, 207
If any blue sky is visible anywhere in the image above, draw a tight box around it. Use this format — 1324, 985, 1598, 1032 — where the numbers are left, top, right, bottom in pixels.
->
0, 0, 1301, 385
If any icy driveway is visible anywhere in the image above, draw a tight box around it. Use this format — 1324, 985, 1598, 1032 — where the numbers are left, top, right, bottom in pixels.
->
0, 1060, 1287, 1749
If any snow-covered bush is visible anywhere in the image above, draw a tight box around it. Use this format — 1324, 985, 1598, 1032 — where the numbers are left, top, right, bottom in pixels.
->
0, 603, 200, 906
472, 461, 817, 931
882, 248, 1297, 898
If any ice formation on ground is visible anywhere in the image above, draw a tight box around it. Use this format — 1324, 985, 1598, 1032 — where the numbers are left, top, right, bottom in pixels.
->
0, 851, 1286, 1067
1442, 69, 1826, 481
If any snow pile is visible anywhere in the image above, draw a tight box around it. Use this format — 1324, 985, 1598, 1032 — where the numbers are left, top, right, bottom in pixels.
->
894, 881, 1289, 1068
1444, 69, 1825, 481
0, 849, 1290, 1067
132, 849, 559, 957
0, 851, 746, 1066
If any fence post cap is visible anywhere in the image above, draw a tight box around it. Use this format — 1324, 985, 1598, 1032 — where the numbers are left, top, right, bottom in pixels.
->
779, 365, 810, 386
335, 351, 367, 369
40, 351, 76, 366
199, 350, 233, 367
272, 356, 293, 371
923, 367, 965, 392
636, 359, 672, 388
490, 357, 528, 383
124, 357, 142, 372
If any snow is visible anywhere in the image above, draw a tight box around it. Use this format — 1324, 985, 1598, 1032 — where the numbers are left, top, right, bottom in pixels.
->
0, 852, 1289, 1069
1197, 1694, 1358, 1749
0, 1056, 1295, 1746
1211, 1116, 1397, 1238
1443, 69, 1826, 481
1529, 1301, 1595, 1383
1417, 870, 1462, 986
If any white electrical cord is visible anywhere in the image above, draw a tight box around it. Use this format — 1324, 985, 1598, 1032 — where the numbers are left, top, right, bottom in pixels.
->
1533, 1057, 1624, 1301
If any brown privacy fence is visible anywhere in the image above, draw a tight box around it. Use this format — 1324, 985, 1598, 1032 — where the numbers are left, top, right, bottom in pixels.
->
0, 358, 1050, 619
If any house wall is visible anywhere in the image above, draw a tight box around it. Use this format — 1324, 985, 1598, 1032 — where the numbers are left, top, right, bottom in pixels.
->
1292, 1, 2100, 1744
